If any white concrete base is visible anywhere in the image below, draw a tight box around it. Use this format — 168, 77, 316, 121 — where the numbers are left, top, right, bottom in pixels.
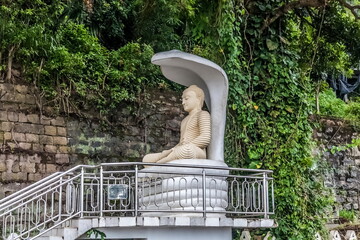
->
79, 226, 232, 240
139, 159, 229, 217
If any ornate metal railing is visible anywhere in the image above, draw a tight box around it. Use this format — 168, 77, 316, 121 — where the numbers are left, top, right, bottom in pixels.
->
0, 162, 274, 240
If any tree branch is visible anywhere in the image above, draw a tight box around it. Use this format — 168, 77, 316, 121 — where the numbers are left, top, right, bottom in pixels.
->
260, 0, 327, 32
338, 0, 360, 19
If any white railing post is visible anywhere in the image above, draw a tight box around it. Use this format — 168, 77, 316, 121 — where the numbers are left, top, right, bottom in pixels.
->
202, 169, 206, 218
100, 166, 104, 217
80, 167, 84, 218
135, 165, 139, 216
263, 172, 268, 219
58, 176, 63, 221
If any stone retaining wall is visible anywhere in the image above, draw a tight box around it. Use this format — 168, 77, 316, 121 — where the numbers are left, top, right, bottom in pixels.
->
0, 81, 183, 197
314, 118, 360, 218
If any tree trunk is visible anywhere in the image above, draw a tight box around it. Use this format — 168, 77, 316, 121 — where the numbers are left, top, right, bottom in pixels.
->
316, 82, 320, 115
6, 45, 15, 81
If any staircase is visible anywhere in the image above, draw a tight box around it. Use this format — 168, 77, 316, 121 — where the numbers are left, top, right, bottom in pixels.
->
0, 162, 274, 240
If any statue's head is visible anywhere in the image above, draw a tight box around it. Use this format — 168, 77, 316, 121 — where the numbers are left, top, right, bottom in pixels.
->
182, 85, 205, 112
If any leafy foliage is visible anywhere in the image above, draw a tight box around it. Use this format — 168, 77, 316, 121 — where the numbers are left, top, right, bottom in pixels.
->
86, 228, 106, 240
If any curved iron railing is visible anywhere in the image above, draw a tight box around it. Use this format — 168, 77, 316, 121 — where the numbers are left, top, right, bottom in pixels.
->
0, 162, 274, 240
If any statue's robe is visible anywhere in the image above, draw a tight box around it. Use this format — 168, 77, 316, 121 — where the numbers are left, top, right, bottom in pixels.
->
143, 110, 211, 163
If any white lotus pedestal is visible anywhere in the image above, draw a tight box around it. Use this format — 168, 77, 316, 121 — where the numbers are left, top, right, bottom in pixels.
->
122, 159, 232, 240
138, 159, 229, 218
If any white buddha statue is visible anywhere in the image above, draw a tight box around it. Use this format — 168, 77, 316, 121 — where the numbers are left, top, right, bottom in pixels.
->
143, 85, 211, 164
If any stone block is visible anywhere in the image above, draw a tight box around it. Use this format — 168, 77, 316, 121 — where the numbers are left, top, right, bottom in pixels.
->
14, 93, 26, 103
55, 153, 69, 164
0, 111, 7, 121
261, 219, 275, 228
119, 217, 136, 227
46, 164, 57, 173
7, 112, 18, 121
14, 123, 44, 134
99, 217, 106, 227
24, 94, 36, 105
1, 122, 14, 131
51, 117, 65, 126
25, 133, 39, 143
2, 172, 27, 181
53, 136, 67, 145
190, 217, 205, 226
40, 117, 51, 125
0, 83, 14, 92
144, 217, 159, 226
18, 113, 27, 122
4, 132, 11, 140
205, 217, 220, 227
92, 218, 99, 228
105, 217, 119, 227
45, 126, 57, 136
63, 227, 77, 240
44, 145, 57, 153
248, 220, 261, 228
175, 217, 190, 226
2, 103, 19, 111
19, 142, 31, 150
28, 173, 43, 182
59, 146, 69, 153
11, 161, 20, 172
40, 135, 53, 145
19, 162, 36, 173
13, 132, 25, 142
15, 85, 28, 93
57, 127, 67, 136
219, 218, 233, 227
28, 155, 41, 166
32, 144, 43, 152
0, 162, 6, 172
27, 114, 39, 124
5, 159, 14, 173
233, 218, 248, 228
77, 219, 93, 235
2, 92, 14, 102
38, 164, 46, 173
136, 217, 144, 226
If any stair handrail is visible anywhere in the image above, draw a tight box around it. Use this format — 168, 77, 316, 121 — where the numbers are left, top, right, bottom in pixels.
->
0, 172, 61, 206
0, 165, 96, 212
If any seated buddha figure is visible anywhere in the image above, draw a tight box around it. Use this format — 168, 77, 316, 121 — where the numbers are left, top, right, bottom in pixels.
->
143, 85, 211, 164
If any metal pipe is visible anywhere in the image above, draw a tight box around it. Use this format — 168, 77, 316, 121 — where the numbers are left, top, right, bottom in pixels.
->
202, 169, 206, 218
100, 166, 104, 218
263, 172, 268, 219
135, 165, 139, 217
80, 167, 85, 218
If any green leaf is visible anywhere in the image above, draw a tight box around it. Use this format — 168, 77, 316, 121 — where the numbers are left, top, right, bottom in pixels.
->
266, 39, 279, 51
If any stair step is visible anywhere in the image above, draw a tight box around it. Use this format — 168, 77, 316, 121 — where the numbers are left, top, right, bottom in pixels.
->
63, 227, 78, 240
35, 237, 63, 240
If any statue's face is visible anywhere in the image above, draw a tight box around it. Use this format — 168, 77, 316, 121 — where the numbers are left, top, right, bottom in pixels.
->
182, 90, 200, 112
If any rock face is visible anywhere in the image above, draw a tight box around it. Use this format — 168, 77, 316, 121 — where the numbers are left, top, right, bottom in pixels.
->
313, 118, 360, 217
0, 80, 183, 198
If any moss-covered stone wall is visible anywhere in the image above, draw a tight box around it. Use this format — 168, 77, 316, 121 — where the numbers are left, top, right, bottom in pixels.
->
0, 80, 183, 197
